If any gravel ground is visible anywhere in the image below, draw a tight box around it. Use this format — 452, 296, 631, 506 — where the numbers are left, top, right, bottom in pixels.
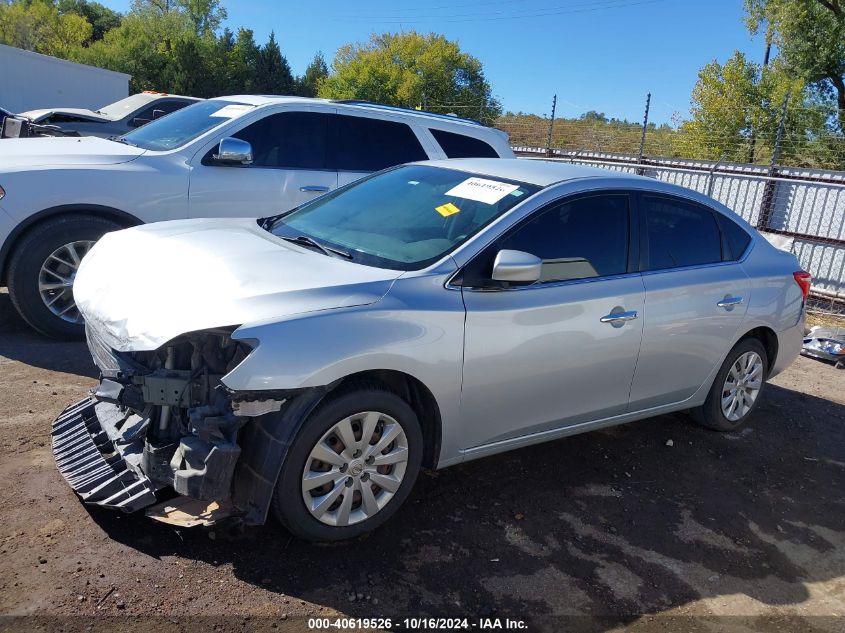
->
1, 289, 844, 633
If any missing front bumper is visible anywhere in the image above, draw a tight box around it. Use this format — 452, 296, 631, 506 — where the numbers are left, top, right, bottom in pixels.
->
51, 398, 157, 513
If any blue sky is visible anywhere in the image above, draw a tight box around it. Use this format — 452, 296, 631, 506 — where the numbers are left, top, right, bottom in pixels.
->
99, 0, 764, 124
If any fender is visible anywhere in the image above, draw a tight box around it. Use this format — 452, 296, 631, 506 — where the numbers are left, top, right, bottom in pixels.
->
231, 386, 332, 524
0, 204, 142, 284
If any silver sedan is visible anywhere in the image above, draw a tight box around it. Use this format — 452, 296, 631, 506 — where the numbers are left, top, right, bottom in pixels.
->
54, 158, 807, 541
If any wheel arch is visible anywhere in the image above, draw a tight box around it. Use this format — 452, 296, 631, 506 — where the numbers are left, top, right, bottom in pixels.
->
0, 204, 141, 285
333, 369, 443, 470
231, 368, 443, 525
738, 325, 779, 373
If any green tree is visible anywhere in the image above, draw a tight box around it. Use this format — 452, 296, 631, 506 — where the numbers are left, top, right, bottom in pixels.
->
318, 31, 501, 124
675, 51, 831, 165
224, 26, 260, 93
298, 50, 327, 97
57, 0, 120, 42
254, 31, 295, 94
0, 0, 92, 56
746, 0, 845, 132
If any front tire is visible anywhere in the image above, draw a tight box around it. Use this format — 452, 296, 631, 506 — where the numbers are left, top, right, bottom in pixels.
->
692, 338, 768, 432
7, 215, 122, 339
272, 386, 423, 542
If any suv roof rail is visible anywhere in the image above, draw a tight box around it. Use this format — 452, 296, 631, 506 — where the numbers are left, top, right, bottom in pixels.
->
331, 100, 484, 126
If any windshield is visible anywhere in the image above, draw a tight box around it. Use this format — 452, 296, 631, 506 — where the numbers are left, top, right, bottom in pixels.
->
271, 165, 540, 270
120, 100, 254, 151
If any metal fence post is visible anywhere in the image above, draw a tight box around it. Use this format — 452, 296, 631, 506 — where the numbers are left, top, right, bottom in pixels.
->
757, 93, 790, 232
637, 93, 651, 175
546, 94, 557, 157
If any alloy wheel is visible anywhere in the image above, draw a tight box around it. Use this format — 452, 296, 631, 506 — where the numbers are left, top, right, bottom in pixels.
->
721, 351, 764, 422
301, 411, 409, 527
37, 240, 95, 324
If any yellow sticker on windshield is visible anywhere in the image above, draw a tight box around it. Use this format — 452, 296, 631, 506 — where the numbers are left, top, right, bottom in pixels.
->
435, 202, 461, 217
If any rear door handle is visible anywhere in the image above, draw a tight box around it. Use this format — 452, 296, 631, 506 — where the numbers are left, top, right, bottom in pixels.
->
600, 310, 638, 324
717, 296, 744, 309
300, 185, 330, 193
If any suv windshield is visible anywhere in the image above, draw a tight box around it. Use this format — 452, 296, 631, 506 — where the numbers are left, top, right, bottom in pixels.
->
271, 165, 539, 270
120, 100, 254, 151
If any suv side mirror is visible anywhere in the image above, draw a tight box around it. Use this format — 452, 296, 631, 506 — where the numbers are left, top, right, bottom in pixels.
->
214, 137, 253, 165
491, 249, 542, 284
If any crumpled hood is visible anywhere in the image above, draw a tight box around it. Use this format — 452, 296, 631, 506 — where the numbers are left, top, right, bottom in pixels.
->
74, 218, 403, 352
19, 107, 112, 123
0, 136, 145, 169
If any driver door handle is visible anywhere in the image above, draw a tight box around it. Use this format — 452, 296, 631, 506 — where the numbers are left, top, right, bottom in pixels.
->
717, 296, 744, 309
600, 310, 639, 323
300, 185, 329, 193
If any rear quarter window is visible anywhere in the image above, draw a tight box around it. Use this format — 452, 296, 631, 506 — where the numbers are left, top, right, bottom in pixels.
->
430, 128, 500, 158
716, 213, 752, 260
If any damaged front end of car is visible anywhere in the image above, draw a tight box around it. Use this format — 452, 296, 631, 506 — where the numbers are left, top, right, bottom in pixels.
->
52, 325, 318, 526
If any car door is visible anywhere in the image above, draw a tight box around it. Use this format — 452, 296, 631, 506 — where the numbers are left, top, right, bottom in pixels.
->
458, 192, 645, 450
627, 193, 750, 411
332, 113, 431, 188
187, 107, 337, 218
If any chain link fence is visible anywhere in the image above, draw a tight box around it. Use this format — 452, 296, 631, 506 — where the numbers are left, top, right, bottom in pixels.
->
494, 97, 845, 312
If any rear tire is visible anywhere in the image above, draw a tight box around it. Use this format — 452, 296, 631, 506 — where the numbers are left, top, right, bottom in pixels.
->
272, 386, 422, 542
7, 215, 122, 339
692, 338, 768, 432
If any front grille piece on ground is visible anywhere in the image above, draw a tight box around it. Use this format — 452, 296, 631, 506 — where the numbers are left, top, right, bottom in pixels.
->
52, 398, 157, 512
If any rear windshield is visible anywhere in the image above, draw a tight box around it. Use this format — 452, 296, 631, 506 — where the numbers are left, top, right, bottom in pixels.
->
120, 100, 254, 151
271, 164, 539, 270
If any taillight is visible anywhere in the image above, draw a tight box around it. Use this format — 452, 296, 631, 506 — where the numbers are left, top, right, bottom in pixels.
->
793, 271, 811, 300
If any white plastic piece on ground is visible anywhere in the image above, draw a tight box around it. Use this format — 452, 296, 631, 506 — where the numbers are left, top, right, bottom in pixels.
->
760, 231, 795, 253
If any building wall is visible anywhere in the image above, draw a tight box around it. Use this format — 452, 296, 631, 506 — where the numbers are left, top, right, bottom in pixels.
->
0, 44, 130, 113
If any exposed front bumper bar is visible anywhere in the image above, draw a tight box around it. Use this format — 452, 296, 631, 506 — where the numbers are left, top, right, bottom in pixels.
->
52, 398, 157, 513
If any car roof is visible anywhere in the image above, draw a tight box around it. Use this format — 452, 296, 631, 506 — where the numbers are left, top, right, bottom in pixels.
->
419, 158, 642, 187
210, 95, 496, 131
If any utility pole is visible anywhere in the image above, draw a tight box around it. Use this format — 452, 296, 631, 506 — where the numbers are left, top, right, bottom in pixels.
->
546, 94, 557, 156
758, 92, 790, 232
638, 92, 651, 161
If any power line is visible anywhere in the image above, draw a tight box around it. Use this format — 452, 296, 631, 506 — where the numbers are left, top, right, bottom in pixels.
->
331, 0, 669, 24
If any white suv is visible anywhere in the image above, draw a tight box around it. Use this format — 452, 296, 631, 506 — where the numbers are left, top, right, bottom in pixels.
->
0, 96, 513, 338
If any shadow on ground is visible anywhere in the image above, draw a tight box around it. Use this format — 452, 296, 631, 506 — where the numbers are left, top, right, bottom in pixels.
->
85, 380, 845, 628
0, 291, 96, 378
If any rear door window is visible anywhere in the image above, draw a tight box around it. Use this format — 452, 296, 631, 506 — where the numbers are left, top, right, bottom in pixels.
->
430, 128, 499, 158
329, 115, 428, 171
642, 196, 722, 270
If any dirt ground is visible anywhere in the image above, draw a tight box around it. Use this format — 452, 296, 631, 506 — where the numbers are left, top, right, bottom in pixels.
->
1, 289, 844, 633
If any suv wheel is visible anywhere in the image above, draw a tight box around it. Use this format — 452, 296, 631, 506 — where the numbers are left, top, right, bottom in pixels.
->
7, 215, 122, 339
692, 338, 768, 432
272, 387, 422, 541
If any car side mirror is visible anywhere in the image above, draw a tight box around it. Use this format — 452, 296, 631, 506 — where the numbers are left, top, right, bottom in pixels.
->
214, 137, 253, 165
491, 249, 542, 284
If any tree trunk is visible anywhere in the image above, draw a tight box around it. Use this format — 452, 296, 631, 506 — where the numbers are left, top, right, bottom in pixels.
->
832, 75, 845, 134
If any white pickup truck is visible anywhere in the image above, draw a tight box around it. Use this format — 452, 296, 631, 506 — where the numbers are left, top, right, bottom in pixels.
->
0, 95, 513, 338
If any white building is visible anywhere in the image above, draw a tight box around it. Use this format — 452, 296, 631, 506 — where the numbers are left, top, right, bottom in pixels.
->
0, 44, 130, 113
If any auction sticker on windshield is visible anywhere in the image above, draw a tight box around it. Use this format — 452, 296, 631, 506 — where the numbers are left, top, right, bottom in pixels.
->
445, 177, 520, 204
210, 104, 255, 118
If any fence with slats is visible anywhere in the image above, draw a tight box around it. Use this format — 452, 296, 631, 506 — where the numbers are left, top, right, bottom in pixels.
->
512, 146, 845, 301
